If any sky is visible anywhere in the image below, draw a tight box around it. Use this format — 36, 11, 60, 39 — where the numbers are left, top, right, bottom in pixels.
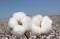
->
0, 0, 60, 18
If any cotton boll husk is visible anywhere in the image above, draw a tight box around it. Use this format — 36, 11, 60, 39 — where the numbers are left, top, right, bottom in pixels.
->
31, 23, 41, 35
32, 15, 43, 26
21, 16, 32, 31
41, 16, 53, 34
11, 25, 25, 36
13, 12, 26, 21
8, 17, 18, 28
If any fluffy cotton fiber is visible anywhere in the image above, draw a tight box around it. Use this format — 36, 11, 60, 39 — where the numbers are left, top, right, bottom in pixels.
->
8, 17, 18, 28
31, 15, 53, 36
8, 12, 31, 36
8, 12, 53, 36
41, 16, 53, 34
13, 12, 26, 21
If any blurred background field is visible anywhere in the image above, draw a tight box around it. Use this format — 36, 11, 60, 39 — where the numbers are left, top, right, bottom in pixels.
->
0, 15, 60, 39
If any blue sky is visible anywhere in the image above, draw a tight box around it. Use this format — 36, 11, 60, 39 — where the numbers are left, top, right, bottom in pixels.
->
0, 0, 60, 18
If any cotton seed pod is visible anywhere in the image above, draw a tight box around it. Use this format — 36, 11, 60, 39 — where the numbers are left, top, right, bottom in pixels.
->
8, 12, 31, 36
31, 15, 53, 36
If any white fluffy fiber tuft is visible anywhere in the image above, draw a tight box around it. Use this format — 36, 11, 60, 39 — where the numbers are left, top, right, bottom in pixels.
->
31, 15, 53, 35
8, 17, 18, 28
8, 12, 31, 36
11, 25, 25, 36
41, 16, 53, 34
21, 16, 31, 30
32, 15, 43, 26
13, 12, 26, 21
8, 12, 53, 36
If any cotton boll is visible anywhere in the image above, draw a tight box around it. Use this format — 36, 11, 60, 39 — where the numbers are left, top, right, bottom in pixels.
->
8, 17, 18, 28
31, 15, 53, 35
11, 25, 25, 36
13, 12, 26, 21
8, 12, 32, 36
41, 16, 53, 34
32, 15, 43, 26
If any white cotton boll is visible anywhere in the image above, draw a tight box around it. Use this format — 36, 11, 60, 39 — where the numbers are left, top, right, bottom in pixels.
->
41, 16, 53, 34
11, 25, 25, 36
21, 16, 32, 31
32, 15, 43, 26
8, 12, 32, 36
13, 12, 26, 21
8, 17, 18, 28
31, 15, 53, 35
